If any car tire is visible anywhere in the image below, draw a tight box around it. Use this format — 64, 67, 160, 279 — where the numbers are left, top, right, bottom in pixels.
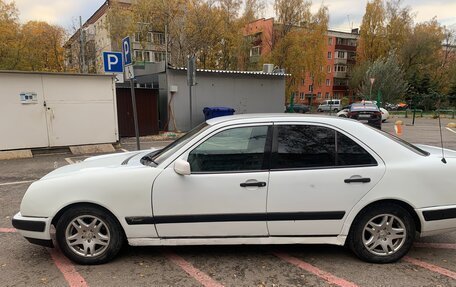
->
333, 108, 339, 112
317, 109, 322, 112
55, 205, 124, 265
348, 203, 415, 264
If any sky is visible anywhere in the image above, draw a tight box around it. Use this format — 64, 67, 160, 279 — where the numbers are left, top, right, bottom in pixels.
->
7, 0, 456, 32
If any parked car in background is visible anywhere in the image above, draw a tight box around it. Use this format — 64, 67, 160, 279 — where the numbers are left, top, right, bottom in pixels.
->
338, 105, 389, 122
348, 103, 382, 129
13, 114, 456, 265
285, 104, 310, 114
317, 99, 341, 112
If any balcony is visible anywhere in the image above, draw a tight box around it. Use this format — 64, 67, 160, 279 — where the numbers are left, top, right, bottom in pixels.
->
334, 58, 347, 65
333, 85, 349, 91
335, 44, 356, 51
249, 55, 260, 63
334, 71, 347, 78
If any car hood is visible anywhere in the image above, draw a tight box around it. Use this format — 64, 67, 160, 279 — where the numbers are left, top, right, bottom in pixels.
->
415, 144, 456, 158
41, 149, 157, 180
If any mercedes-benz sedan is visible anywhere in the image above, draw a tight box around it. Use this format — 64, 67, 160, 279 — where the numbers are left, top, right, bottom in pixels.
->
13, 114, 456, 264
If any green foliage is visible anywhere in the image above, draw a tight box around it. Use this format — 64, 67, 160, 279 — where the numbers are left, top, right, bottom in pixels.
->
358, 52, 408, 105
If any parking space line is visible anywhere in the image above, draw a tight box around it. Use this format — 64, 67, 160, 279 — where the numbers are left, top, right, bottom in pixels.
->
65, 157, 75, 164
165, 252, 224, 287
0, 228, 16, 233
446, 127, 456, 135
48, 248, 89, 287
403, 256, 456, 280
0, 180, 35, 187
273, 252, 359, 287
415, 242, 456, 250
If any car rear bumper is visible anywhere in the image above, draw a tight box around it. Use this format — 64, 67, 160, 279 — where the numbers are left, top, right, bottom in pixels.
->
12, 212, 53, 247
416, 205, 456, 237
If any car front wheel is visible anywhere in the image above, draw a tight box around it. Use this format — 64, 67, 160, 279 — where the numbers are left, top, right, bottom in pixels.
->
56, 205, 124, 265
348, 203, 415, 263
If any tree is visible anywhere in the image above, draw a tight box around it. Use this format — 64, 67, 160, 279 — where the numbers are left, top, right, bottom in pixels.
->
358, 52, 408, 105
357, 0, 387, 63
385, 0, 413, 52
0, 0, 20, 69
270, 0, 328, 100
243, 0, 265, 22
105, 0, 135, 51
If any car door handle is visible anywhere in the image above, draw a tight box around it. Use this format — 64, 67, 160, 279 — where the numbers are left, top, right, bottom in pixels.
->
344, 177, 371, 183
240, 181, 267, 187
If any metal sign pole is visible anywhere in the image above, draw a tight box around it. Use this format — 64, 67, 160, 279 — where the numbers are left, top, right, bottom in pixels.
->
187, 56, 196, 130
130, 78, 140, 150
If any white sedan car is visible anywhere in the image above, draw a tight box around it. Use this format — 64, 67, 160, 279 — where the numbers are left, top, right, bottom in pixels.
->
13, 114, 456, 265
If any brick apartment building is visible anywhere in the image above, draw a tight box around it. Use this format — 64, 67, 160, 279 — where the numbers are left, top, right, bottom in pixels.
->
245, 18, 359, 106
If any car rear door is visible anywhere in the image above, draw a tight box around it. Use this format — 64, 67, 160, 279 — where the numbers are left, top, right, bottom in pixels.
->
266, 123, 385, 236
152, 123, 272, 238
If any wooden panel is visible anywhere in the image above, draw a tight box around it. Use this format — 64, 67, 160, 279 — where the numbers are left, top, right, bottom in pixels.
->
116, 88, 159, 137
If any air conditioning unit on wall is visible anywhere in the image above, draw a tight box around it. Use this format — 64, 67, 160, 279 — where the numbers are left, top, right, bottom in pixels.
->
263, 64, 274, 73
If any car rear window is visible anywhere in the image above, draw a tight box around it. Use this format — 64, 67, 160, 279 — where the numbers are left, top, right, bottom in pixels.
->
371, 128, 430, 156
350, 104, 379, 111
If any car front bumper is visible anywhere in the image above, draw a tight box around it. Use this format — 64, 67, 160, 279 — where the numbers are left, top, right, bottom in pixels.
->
12, 212, 53, 247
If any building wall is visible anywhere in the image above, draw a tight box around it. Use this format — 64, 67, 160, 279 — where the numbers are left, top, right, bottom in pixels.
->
0, 72, 118, 150
244, 18, 274, 66
166, 70, 285, 131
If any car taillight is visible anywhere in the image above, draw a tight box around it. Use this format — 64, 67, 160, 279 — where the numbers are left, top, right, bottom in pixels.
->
348, 111, 358, 118
373, 111, 381, 118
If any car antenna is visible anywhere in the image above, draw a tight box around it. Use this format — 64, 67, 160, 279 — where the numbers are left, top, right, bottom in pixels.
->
437, 110, 447, 164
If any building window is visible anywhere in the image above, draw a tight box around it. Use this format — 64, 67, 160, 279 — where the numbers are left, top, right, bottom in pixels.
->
250, 46, 260, 57
153, 32, 165, 45
327, 51, 332, 59
134, 50, 143, 62
328, 37, 333, 45
326, 79, 331, 86
308, 85, 313, 92
301, 78, 305, 85
335, 65, 347, 72
134, 32, 141, 42
144, 51, 152, 62
337, 51, 345, 59
154, 52, 166, 62
325, 92, 330, 99
327, 65, 331, 73
300, 92, 304, 100
147, 32, 153, 42
318, 92, 322, 99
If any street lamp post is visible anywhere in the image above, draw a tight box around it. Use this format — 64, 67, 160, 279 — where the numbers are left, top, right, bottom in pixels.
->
369, 77, 375, 101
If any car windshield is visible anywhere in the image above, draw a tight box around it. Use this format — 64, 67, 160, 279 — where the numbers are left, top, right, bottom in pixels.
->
142, 122, 209, 166
370, 127, 430, 156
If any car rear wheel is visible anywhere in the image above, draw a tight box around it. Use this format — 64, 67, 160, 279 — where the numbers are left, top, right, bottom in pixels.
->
56, 205, 124, 265
348, 203, 415, 263
317, 109, 322, 112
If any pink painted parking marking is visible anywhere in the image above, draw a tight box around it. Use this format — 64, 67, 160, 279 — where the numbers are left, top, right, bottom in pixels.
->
165, 252, 224, 287
404, 256, 456, 280
415, 242, 456, 250
274, 252, 359, 287
48, 248, 89, 287
0, 228, 16, 233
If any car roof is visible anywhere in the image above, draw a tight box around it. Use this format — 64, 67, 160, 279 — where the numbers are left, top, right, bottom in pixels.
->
205, 113, 361, 126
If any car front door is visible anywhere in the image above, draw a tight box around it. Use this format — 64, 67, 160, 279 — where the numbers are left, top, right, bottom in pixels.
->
152, 124, 272, 238
267, 123, 385, 236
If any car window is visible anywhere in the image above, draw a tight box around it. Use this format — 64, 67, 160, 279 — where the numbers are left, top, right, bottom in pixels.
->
150, 122, 209, 165
272, 125, 377, 169
188, 126, 269, 173
273, 125, 335, 169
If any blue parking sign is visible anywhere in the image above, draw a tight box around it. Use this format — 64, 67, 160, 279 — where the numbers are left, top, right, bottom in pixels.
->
122, 37, 132, 66
103, 52, 123, 73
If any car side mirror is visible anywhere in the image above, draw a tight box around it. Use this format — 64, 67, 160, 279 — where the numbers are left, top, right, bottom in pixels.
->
174, 159, 191, 176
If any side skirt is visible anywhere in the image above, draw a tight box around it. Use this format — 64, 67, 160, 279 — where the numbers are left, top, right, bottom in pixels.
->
128, 235, 347, 246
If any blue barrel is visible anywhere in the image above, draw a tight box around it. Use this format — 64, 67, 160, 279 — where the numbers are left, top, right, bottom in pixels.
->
203, 107, 235, 120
